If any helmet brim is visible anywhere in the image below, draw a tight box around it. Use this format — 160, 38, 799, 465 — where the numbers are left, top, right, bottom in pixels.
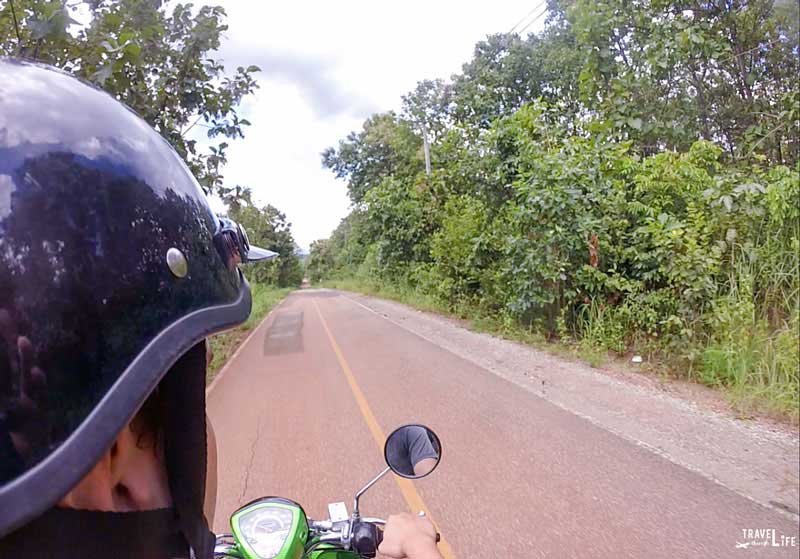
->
246, 245, 279, 262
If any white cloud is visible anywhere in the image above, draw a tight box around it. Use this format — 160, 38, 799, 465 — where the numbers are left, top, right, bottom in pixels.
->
211, 0, 547, 249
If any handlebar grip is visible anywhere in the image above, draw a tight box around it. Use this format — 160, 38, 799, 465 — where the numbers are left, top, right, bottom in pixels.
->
353, 520, 381, 558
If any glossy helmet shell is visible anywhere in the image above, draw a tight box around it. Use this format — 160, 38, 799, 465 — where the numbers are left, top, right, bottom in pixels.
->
0, 59, 251, 536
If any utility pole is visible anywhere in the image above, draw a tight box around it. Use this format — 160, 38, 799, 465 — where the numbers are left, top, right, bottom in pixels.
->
344, 225, 349, 267
422, 126, 432, 176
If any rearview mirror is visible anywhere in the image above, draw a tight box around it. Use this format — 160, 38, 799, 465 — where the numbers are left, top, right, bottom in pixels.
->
384, 424, 441, 479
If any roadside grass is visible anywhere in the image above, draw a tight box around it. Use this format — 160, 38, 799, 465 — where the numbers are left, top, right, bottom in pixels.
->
319, 276, 441, 312
701, 320, 799, 421
319, 276, 608, 367
206, 284, 291, 385
317, 276, 798, 424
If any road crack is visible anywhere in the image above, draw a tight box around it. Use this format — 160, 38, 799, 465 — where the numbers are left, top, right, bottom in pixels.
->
238, 418, 262, 504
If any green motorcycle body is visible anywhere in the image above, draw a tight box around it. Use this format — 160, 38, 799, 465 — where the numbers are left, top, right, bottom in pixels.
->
225, 497, 361, 559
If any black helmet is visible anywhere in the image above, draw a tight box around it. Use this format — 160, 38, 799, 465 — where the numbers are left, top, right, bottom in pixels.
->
0, 59, 268, 551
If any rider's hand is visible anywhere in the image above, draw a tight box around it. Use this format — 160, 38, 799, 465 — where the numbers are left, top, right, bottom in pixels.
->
378, 513, 442, 559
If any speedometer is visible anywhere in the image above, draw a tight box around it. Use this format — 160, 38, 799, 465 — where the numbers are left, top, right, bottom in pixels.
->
239, 506, 292, 557
231, 498, 308, 559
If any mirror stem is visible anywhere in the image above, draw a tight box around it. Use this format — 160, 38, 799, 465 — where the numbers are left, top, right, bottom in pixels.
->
352, 467, 391, 519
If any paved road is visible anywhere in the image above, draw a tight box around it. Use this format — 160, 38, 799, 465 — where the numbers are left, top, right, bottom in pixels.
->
207, 290, 799, 558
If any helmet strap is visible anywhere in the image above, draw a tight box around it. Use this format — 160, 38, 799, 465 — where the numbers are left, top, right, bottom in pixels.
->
160, 342, 216, 559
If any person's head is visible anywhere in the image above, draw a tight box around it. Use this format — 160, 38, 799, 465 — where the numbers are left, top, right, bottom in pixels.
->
0, 59, 270, 557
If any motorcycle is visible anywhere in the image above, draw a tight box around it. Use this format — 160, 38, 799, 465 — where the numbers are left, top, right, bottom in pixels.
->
213, 424, 442, 559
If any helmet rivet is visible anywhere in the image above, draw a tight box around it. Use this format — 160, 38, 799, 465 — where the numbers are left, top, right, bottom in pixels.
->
166, 247, 188, 278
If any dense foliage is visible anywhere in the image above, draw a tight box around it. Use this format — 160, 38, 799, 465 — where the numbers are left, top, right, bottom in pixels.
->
226, 186, 304, 288
311, 0, 800, 417
2, 0, 303, 287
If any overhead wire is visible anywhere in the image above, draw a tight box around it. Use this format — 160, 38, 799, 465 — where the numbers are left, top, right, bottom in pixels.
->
466, 3, 551, 87
516, 5, 549, 36
508, 1, 547, 34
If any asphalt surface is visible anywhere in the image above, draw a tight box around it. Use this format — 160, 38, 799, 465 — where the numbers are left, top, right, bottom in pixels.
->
207, 290, 799, 558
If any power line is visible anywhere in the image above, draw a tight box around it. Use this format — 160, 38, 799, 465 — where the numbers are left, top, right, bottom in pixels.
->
470, 3, 549, 81
516, 6, 548, 36
508, 2, 547, 34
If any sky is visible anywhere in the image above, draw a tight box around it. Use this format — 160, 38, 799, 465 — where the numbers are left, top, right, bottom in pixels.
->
202, 1, 548, 250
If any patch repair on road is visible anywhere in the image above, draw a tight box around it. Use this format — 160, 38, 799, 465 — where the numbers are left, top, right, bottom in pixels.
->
264, 310, 304, 355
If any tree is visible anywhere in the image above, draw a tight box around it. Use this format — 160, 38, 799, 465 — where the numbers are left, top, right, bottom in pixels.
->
230, 201, 303, 288
321, 112, 422, 204
401, 79, 453, 143
307, 238, 333, 283
569, 0, 800, 164
0, 0, 260, 193
450, 28, 583, 131
219, 184, 254, 214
